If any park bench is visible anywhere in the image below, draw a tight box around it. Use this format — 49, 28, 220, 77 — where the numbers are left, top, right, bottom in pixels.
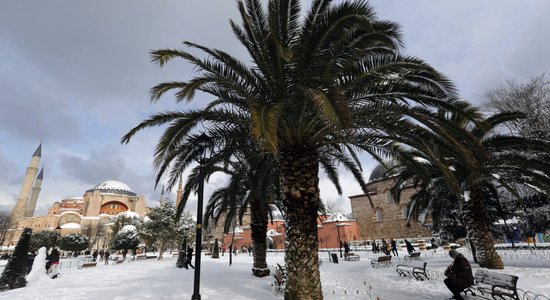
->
344, 253, 360, 261
272, 263, 287, 295
135, 255, 147, 260
370, 255, 392, 268
395, 262, 428, 281
145, 255, 158, 259
78, 262, 97, 269
464, 270, 519, 300
404, 252, 421, 262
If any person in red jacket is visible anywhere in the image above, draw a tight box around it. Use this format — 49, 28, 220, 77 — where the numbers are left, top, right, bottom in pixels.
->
47, 248, 60, 279
444, 249, 474, 300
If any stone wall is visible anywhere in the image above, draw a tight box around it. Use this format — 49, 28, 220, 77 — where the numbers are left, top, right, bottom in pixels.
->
350, 178, 432, 241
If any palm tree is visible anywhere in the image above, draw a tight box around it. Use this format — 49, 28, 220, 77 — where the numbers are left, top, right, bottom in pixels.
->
123, 1, 459, 297
389, 108, 550, 269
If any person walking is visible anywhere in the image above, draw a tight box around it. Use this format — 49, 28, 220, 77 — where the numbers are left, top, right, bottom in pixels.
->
444, 249, 474, 300
104, 251, 110, 265
343, 241, 350, 255
381, 239, 388, 255
186, 246, 195, 269
99, 249, 104, 262
405, 239, 415, 255
47, 248, 60, 279
390, 239, 398, 257
92, 250, 98, 262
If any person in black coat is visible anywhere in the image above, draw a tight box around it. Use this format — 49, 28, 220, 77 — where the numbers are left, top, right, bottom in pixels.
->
343, 241, 350, 254
404, 239, 415, 255
186, 246, 195, 269
444, 249, 474, 300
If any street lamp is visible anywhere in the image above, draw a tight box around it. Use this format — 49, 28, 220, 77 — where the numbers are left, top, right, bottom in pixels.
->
53, 225, 62, 249
336, 220, 342, 258
335, 221, 351, 258
191, 133, 213, 300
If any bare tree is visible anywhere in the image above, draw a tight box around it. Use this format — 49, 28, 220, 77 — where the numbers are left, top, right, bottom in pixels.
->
81, 222, 106, 251
0, 211, 11, 245
484, 74, 550, 140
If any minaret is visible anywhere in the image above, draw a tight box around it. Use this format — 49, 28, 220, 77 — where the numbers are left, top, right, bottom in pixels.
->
9, 143, 41, 225
176, 175, 183, 209
25, 167, 44, 218
159, 185, 166, 205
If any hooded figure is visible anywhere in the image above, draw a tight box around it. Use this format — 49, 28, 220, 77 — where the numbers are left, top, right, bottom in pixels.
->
444, 249, 474, 300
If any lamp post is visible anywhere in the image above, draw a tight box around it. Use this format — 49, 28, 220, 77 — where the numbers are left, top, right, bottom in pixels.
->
191, 133, 213, 300
53, 225, 62, 249
336, 220, 342, 258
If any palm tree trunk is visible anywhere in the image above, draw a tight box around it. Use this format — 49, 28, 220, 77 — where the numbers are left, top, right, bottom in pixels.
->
250, 198, 270, 277
279, 148, 323, 300
462, 186, 504, 269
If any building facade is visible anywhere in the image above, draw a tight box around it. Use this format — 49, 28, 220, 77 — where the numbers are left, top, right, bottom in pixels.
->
350, 163, 433, 242
3, 145, 150, 247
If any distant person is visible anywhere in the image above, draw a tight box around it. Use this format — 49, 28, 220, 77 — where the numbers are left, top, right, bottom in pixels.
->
390, 239, 398, 257
444, 249, 474, 300
186, 247, 195, 269
92, 250, 98, 262
47, 248, 60, 279
430, 238, 438, 253
371, 242, 376, 253
99, 249, 105, 262
343, 241, 350, 254
381, 239, 388, 255
104, 251, 110, 265
404, 239, 415, 255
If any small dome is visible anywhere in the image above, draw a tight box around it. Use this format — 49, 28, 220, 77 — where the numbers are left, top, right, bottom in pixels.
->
87, 180, 137, 196
368, 161, 399, 182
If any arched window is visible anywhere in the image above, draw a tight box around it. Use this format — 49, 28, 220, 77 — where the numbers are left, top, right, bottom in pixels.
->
376, 209, 384, 221
385, 191, 393, 204
100, 201, 128, 215
402, 206, 408, 219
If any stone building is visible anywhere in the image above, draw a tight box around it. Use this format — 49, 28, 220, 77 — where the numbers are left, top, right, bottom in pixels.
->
350, 163, 432, 242
3, 145, 151, 247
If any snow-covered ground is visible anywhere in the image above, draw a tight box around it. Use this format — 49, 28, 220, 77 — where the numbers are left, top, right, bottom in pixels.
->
0, 248, 548, 299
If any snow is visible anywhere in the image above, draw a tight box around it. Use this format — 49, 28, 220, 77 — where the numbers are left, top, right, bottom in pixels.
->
26, 247, 49, 286
90, 180, 135, 193
60, 222, 81, 229
120, 225, 137, 232
117, 211, 141, 219
0, 248, 548, 299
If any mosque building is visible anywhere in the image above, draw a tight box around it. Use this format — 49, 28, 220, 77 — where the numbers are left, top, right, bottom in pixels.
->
2, 144, 160, 247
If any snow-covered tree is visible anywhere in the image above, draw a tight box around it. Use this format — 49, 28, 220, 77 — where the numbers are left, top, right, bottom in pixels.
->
111, 226, 139, 260
138, 201, 194, 260
0, 228, 31, 291
58, 234, 89, 255
29, 230, 60, 252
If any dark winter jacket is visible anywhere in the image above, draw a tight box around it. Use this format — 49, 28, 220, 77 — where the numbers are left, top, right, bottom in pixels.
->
448, 254, 474, 288
49, 249, 60, 263
186, 247, 193, 261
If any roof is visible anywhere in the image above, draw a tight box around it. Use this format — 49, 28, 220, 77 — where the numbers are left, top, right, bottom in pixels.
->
87, 180, 137, 196
368, 160, 399, 182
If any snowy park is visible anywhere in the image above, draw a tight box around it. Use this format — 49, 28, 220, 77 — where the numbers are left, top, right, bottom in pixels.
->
0, 247, 549, 300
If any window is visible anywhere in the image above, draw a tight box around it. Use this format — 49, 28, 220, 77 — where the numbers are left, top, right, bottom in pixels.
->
402, 207, 408, 219
385, 191, 393, 204
376, 209, 384, 221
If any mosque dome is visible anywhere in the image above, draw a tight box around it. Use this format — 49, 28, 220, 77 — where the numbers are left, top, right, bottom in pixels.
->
87, 180, 137, 196
368, 161, 399, 182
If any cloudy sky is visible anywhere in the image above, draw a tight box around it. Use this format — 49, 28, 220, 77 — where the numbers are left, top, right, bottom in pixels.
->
1, 0, 549, 216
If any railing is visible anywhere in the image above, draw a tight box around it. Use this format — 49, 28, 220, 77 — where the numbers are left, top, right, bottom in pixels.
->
326, 282, 383, 299
517, 288, 550, 300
